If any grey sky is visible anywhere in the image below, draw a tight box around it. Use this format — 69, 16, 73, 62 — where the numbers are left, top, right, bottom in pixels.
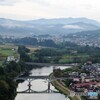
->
0, 0, 100, 21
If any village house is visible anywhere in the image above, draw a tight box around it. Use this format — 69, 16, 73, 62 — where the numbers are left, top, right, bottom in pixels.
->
7, 56, 15, 62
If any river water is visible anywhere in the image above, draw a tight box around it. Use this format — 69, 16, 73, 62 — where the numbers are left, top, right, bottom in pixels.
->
15, 66, 71, 100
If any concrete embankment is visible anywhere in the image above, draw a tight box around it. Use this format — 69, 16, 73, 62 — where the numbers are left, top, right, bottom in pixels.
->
50, 74, 81, 100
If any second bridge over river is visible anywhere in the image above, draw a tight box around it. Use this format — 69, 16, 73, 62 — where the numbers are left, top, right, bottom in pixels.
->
15, 75, 72, 82
15, 75, 72, 93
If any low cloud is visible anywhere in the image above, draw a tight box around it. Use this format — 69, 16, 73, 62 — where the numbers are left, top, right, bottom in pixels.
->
62, 25, 83, 29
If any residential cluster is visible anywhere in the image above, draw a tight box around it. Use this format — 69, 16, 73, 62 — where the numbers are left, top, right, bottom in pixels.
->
69, 62, 100, 99
54, 61, 100, 99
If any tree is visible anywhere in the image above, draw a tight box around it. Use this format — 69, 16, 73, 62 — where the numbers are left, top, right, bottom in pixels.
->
0, 67, 5, 75
0, 80, 9, 100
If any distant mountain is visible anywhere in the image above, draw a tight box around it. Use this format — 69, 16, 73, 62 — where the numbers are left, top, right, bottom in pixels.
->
66, 30, 100, 47
0, 17, 100, 37
67, 29, 100, 38
27, 17, 100, 26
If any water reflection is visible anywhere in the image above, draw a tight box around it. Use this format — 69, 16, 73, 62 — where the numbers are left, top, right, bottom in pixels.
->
17, 79, 57, 92
16, 94, 68, 100
15, 66, 71, 100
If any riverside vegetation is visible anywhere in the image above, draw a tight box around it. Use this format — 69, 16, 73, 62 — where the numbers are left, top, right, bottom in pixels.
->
0, 45, 33, 100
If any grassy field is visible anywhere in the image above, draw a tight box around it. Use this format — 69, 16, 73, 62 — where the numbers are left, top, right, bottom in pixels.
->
59, 54, 90, 64
26, 46, 40, 61
0, 44, 18, 66
27, 46, 40, 52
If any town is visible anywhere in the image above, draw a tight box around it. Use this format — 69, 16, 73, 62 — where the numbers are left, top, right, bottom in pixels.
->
53, 61, 100, 99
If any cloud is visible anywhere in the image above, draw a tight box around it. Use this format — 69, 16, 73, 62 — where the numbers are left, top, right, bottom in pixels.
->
62, 25, 83, 29
0, 0, 100, 21
0, 0, 23, 6
29, 0, 50, 6
0, 0, 50, 6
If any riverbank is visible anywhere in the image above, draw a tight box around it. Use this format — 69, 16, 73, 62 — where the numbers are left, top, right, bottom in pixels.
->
50, 74, 81, 100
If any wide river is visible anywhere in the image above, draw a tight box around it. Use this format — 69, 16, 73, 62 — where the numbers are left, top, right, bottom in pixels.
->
15, 66, 71, 100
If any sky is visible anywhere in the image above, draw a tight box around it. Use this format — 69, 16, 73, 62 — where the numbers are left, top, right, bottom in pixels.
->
0, 0, 100, 21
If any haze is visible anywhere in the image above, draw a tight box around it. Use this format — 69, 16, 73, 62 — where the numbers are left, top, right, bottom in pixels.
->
0, 0, 100, 21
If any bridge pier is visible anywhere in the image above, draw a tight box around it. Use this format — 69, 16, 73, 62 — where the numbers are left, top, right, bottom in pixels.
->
28, 81, 32, 93
47, 82, 50, 93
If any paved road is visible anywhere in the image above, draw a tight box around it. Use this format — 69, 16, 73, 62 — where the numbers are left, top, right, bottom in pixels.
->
25, 62, 76, 67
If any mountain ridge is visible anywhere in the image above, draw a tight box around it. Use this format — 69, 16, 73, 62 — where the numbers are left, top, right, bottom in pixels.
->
0, 17, 100, 37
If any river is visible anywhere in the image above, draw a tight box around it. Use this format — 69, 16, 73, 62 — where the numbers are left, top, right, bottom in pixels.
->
15, 66, 71, 100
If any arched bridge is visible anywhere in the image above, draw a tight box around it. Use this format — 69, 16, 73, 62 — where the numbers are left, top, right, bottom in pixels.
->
15, 75, 72, 94
15, 75, 72, 82
15, 75, 49, 81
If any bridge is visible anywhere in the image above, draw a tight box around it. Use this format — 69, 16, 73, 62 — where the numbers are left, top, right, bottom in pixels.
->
15, 75, 72, 82
15, 75, 72, 94
25, 62, 76, 67
17, 88, 59, 94
15, 76, 49, 81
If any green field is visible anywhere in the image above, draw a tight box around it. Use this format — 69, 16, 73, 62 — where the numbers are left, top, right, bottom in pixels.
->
0, 44, 18, 66
59, 54, 90, 64
27, 46, 39, 52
